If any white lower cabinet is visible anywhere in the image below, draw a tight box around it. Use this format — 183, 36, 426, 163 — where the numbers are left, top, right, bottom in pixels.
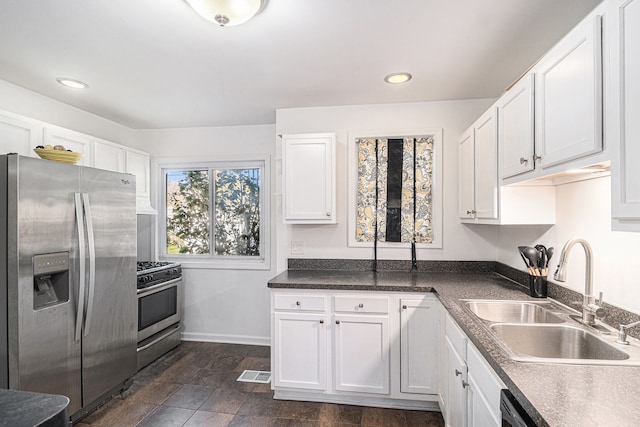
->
334, 314, 390, 394
443, 313, 505, 427
273, 311, 327, 390
271, 290, 439, 408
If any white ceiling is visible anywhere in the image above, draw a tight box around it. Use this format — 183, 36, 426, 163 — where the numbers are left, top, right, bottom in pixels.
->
0, 0, 601, 129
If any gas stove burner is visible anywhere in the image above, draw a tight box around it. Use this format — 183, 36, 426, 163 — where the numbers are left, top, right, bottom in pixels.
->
136, 261, 178, 273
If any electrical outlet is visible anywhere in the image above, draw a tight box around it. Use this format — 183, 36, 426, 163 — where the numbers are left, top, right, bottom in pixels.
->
291, 240, 304, 254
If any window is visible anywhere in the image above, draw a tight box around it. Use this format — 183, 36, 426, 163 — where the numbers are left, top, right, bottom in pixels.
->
160, 159, 267, 267
347, 129, 443, 249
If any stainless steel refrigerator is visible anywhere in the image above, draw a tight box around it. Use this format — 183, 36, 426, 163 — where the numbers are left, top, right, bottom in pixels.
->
0, 154, 137, 419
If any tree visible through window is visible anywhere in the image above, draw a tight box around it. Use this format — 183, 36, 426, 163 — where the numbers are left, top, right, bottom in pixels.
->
165, 165, 261, 257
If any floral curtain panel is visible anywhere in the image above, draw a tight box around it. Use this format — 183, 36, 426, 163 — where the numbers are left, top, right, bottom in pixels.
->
356, 136, 434, 244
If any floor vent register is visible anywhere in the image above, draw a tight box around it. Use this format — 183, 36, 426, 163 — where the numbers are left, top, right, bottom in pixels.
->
237, 370, 272, 383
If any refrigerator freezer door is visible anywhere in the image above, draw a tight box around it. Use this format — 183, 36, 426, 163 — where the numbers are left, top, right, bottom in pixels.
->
6, 156, 83, 415
79, 167, 136, 405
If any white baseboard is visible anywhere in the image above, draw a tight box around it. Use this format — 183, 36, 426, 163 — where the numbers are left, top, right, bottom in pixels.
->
181, 331, 270, 346
274, 389, 441, 411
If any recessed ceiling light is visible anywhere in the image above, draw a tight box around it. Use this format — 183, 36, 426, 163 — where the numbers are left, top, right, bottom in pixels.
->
384, 73, 412, 84
56, 77, 89, 89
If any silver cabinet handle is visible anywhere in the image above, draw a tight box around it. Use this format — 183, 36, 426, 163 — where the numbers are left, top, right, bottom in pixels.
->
466, 210, 472, 215
335, 320, 340, 324
520, 157, 528, 164
358, 303, 364, 308
402, 305, 407, 310
455, 369, 462, 376
462, 380, 469, 388
326, 212, 331, 217
534, 155, 542, 161
296, 301, 301, 306
319, 320, 324, 324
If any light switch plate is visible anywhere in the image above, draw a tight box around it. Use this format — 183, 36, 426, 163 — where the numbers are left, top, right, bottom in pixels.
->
291, 240, 304, 254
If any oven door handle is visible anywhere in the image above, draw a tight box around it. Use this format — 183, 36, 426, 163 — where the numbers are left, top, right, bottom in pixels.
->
137, 277, 182, 296
137, 324, 181, 352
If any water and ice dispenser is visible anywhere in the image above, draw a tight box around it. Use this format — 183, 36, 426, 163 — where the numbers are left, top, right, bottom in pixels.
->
33, 252, 70, 309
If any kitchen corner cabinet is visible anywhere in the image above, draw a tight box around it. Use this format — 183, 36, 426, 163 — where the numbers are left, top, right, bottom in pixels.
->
443, 314, 504, 427
125, 148, 155, 215
458, 109, 555, 225
533, 12, 603, 170
458, 109, 498, 221
0, 112, 41, 157
271, 290, 439, 408
610, 0, 640, 231
282, 133, 336, 224
44, 125, 94, 167
496, 75, 535, 179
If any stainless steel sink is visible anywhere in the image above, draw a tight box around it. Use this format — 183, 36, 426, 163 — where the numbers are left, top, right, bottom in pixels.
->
463, 300, 565, 324
490, 324, 630, 362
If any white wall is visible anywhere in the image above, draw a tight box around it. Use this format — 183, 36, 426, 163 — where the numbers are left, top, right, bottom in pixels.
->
134, 124, 276, 345
275, 100, 497, 272
497, 176, 640, 315
0, 79, 135, 146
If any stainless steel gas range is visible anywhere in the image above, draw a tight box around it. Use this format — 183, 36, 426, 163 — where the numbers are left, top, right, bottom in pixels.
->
136, 261, 182, 370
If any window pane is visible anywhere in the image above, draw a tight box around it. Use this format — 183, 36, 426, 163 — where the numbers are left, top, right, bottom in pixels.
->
214, 168, 260, 256
166, 170, 210, 254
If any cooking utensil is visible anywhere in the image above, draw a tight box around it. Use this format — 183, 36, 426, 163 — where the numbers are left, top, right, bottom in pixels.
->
521, 246, 540, 276
535, 244, 547, 270
545, 247, 554, 267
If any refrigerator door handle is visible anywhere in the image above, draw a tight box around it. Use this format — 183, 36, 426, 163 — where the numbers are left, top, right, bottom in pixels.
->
82, 193, 96, 337
74, 193, 87, 342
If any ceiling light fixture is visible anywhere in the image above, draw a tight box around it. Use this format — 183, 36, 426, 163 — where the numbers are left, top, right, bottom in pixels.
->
384, 73, 412, 84
56, 77, 89, 89
183, 0, 267, 27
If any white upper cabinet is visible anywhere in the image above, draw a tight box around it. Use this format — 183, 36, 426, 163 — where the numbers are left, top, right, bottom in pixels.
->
458, 128, 476, 219
94, 138, 126, 172
0, 112, 41, 157
126, 148, 155, 215
534, 12, 603, 169
610, 0, 640, 230
474, 110, 499, 221
282, 133, 336, 224
43, 125, 94, 167
496, 75, 535, 179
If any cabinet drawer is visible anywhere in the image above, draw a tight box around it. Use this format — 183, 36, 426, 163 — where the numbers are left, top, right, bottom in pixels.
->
273, 294, 326, 311
445, 314, 467, 359
334, 296, 388, 314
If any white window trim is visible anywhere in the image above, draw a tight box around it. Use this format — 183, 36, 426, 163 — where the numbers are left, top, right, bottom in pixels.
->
154, 154, 271, 270
347, 128, 443, 249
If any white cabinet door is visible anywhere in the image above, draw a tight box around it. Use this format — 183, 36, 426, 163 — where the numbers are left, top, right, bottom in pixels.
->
43, 126, 93, 166
273, 312, 327, 391
445, 336, 467, 427
458, 128, 475, 219
497, 75, 535, 179
282, 133, 336, 224
94, 139, 125, 172
400, 299, 438, 395
334, 314, 390, 394
466, 343, 504, 427
474, 109, 498, 220
467, 371, 500, 427
534, 13, 603, 169
611, 0, 640, 225
0, 112, 41, 157
125, 148, 155, 214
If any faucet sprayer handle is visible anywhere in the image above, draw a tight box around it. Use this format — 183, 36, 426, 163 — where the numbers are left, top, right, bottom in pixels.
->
597, 292, 604, 305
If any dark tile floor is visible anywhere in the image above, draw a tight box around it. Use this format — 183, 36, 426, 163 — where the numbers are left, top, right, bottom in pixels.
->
77, 342, 445, 427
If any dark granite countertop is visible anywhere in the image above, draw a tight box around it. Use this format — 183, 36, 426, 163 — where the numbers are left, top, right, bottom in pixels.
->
269, 269, 640, 427
0, 389, 69, 427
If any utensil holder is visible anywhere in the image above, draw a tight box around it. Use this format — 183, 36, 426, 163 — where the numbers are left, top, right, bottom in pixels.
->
529, 275, 548, 298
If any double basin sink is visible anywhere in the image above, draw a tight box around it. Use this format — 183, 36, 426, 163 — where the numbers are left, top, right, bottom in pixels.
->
462, 300, 640, 365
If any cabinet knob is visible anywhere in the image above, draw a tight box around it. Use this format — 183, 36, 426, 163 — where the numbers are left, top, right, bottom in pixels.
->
358, 303, 364, 308
462, 380, 469, 388
466, 210, 472, 215
319, 320, 324, 324
335, 320, 340, 325
402, 305, 407, 310
519, 157, 528, 165
296, 301, 301, 306
326, 212, 331, 217
533, 155, 542, 162
455, 369, 462, 377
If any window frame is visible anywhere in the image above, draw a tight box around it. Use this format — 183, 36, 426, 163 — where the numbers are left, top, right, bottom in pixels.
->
347, 128, 443, 249
156, 155, 270, 270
